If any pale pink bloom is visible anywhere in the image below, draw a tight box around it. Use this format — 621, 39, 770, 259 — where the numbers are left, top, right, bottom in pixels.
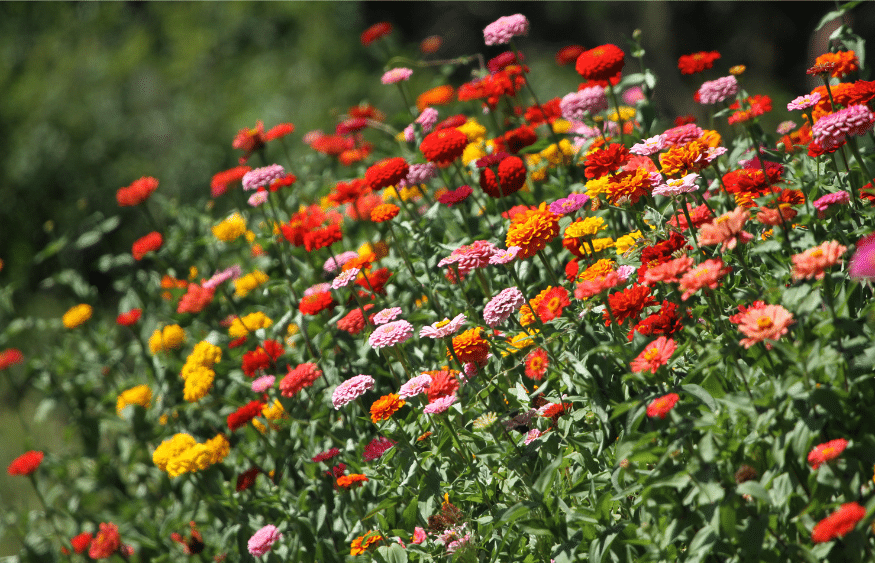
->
616, 265, 636, 281
439, 240, 499, 281
560, 87, 608, 120
813, 104, 875, 150
331, 374, 376, 409
642, 255, 694, 286
251, 375, 275, 393
777, 120, 796, 135
849, 233, 875, 281
698, 207, 753, 251
630, 336, 677, 374
403, 124, 415, 142
652, 173, 700, 197
813, 191, 851, 218
398, 374, 432, 399
368, 319, 414, 348
678, 258, 731, 300
787, 92, 821, 111
662, 124, 703, 147
248, 525, 282, 557
412, 527, 427, 545
304, 282, 331, 296
248, 190, 269, 207
703, 146, 727, 163
242, 164, 286, 191
792, 241, 847, 281
630, 135, 666, 155
483, 14, 529, 46
381, 67, 413, 85
424, 394, 457, 414
400, 162, 437, 187
697, 75, 738, 104
324, 251, 359, 273
623, 86, 645, 105
574, 271, 621, 299
415, 108, 439, 134
372, 307, 403, 325
331, 267, 360, 290
419, 314, 467, 338
483, 287, 526, 327
733, 303, 794, 349
203, 265, 242, 289
523, 428, 542, 445
489, 246, 521, 265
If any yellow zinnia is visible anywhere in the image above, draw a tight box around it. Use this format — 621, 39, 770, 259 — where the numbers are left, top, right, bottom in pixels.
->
62, 304, 93, 329
116, 384, 152, 416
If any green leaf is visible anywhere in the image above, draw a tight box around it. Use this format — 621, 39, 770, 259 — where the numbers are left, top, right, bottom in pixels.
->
74, 230, 102, 249
737, 481, 770, 504
682, 384, 718, 413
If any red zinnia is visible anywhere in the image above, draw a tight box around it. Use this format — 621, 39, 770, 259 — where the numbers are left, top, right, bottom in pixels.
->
807, 438, 848, 470
117, 176, 158, 207
132, 232, 163, 260
584, 143, 631, 179
536, 287, 570, 322
524, 347, 549, 381
116, 309, 142, 327
70, 532, 93, 554
479, 156, 527, 198
493, 125, 538, 155
303, 224, 342, 252
337, 304, 374, 335
604, 284, 656, 326
0, 348, 24, 370
677, 51, 721, 75
437, 185, 473, 207
211, 166, 251, 198
646, 393, 679, 419
236, 467, 261, 492
420, 128, 468, 166
575, 44, 625, 82
556, 45, 585, 66
299, 291, 335, 316
265, 122, 294, 141
227, 400, 265, 431
364, 157, 409, 190
356, 267, 392, 295
812, 502, 866, 543
280, 362, 323, 397
361, 22, 392, 46
425, 370, 459, 402
7, 450, 44, 476
177, 284, 215, 315
89, 523, 123, 560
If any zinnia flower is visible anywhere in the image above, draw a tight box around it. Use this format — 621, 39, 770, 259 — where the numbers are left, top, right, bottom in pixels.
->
678, 258, 731, 300
849, 233, 875, 281
365, 157, 409, 190
696, 75, 738, 105
811, 502, 866, 543
524, 347, 548, 380
732, 303, 794, 349
449, 328, 490, 364
420, 128, 469, 166
398, 374, 432, 399
698, 207, 754, 251
63, 304, 93, 329
560, 87, 608, 120
337, 473, 369, 489
370, 394, 405, 422
812, 104, 875, 150
424, 394, 457, 414
350, 531, 382, 555
575, 44, 625, 82
630, 337, 677, 374
117, 176, 158, 206
332, 374, 376, 409
89, 523, 123, 560
372, 307, 403, 325
792, 241, 847, 281
279, 362, 323, 397
505, 203, 560, 259
483, 13, 529, 46
0, 348, 23, 370
242, 164, 285, 191
381, 67, 413, 84
677, 51, 721, 75
369, 320, 414, 349
483, 287, 526, 327
363, 437, 396, 461
807, 438, 848, 470
646, 393, 679, 419
361, 22, 392, 46
7, 450, 44, 476
248, 525, 282, 557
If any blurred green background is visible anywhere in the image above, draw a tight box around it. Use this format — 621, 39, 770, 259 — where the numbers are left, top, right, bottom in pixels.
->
1, 1, 872, 557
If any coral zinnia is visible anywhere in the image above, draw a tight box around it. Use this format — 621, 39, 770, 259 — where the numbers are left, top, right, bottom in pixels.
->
370, 394, 405, 423
299, 291, 335, 316
524, 347, 548, 381
7, 450, 44, 476
646, 393, 679, 419
811, 502, 866, 543
370, 203, 400, 223
807, 438, 848, 470
604, 284, 656, 326
117, 176, 158, 206
420, 128, 468, 166
505, 203, 560, 259
365, 157, 409, 191
280, 362, 323, 397
575, 44, 625, 82
731, 302, 794, 349
792, 241, 847, 281
630, 337, 677, 375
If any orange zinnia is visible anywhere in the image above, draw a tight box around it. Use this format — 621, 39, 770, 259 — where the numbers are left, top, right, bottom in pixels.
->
417, 85, 455, 112
449, 328, 490, 364
370, 394, 405, 423
505, 203, 560, 259
336, 473, 368, 489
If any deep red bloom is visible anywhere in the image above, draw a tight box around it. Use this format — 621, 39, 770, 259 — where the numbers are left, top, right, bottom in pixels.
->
312, 448, 341, 463
177, 284, 215, 315
488, 51, 524, 73
363, 437, 396, 461
677, 51, 721, 75
299, 291, 335, 316
70, 532, 93, 554
435, 114, 468, 131
356, 267, 392, 295
361, 22, 392, 46
524, 98, 562, 127
303, 224, 342, 252
675, 115, 697, 126
437, 185, 473, 207
211, 166, 251, 198
364, 157, 409, 190
575, 44, 625, 82
584, 143, 631, 179
132, 232, 163, 260
604, 284, 656, 326
493, 125, 538, 154
556, 45, 585, 66
7, 450, 44, 476
0, 348, 24, 370
236, 467, 261, 492
117, 177, 158, 206
227, 400, 265, 431
629, 300, 684, 341
812, 502, 866, 543
420, 128, 468, 166
479, 156, 527, 198
116, 309, 142, 327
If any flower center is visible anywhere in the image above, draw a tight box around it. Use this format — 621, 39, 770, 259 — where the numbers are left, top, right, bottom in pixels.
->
811, 249, 824, 258
643, 347, 660, 361
435, 319, 451, 329
756, 316, 773, 329
547, 297, 561, 310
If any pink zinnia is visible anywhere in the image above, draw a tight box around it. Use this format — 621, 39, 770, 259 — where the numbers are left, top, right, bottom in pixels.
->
849, 233, 875, 281
548, 194, 590, 216
248, 190, 269, 207
732, 303, 794, 349
368, 320, 414, 349
304, 282, 331, 296
420, 314, 467, 338
489, 246, 521, 265
331, 267, 360, 290
777, 120, 796, 135
697, 75, 738, 105
439, 241, 499, 282
630, 336, 677, 374
630, 135, 666, 156
401, 162, 437, 187
398, 374, 432, 399
247, 525, 282, 557
251, 375, 275, 393
324, 250, 359, 273
560, 87, 608, 120
415, 108, 439, 134
242, 164, 286, 191
652, 173, 700, 197
203, 265, 242, 289
813, 191, 851, 218
642, 255, 694, 286
412, 527, 427, 545
381, 67, 413, 85
812, 104, 875, 150
678, 258, 731, 300
483, 287, 526, 327
424, 394, 457, 414
574, 271, 622, 299
698, 207, 754, 251
332, 374, 376, 409
792, 241, 847, 281
483, 14, 529, 46
523, 429, 543, 445
363, 437, 396, 461
787, 92, 821, 111
662, 123, 704, 147
646, 393, 679, 419
371, 307, 403, 325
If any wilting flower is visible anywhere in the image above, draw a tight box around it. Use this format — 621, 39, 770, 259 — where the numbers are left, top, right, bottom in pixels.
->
248, 525, 282, 557
811, 502, 866, 543
646, 393, 679, 419
807, 438, 848, 470
630, 337, 677, 374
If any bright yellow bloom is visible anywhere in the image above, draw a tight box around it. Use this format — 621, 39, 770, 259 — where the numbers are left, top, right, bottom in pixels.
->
578, 259, 616, 282
228, 312, 272, 338
116, 384, 152, 416
182, 366, 214, 402
399, 185, 422, 201
234, 270, 269, 298
358, 241, 388, 260
585, 176, 612, 199
152, 433, 197, 472
502, 331, 538, 356
203, 434, 230, 464
608, 106, 637, 122
62, 304, 92, 329
565, 217, 606, 238
615, 231, 643, 254
580, 237, 615, 255
149, 325, 186, 354
382, 186, 400, 201
187, 341, 222, 369
552, 119, 571, 134
458, 119, 486, 142
462, 141, 487, 166
212, 213, 247, 242
698, 129, 722, 148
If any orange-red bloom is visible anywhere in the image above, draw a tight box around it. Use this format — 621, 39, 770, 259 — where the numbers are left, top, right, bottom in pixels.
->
807, 438, 848, 470
814, 51, 859, 78
677, 51, 721, 75
0, 348, 24, 370
420, 128, 468, 166
505, 203, 560, 259
812, 502, 866, 543
417, 85, 455, 112
370, 394, 405, 423
337, 473, 368, 489
370, 203, 400, 223
449, 328, 490, 364
117, 176, 158, 207
7, 450, 44, 476
364, 157, 409, 191
575, 44, 625, 82
132, 232, 163, 260
361, 22, 392, 46
536, 287, 570, 322
646, 393, 679, 419
299, 291, 335, 316
630, 337, 676, 374
524, 347, 549, 380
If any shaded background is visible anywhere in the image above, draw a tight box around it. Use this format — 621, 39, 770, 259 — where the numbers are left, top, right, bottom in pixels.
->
1, 1, 872, 556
